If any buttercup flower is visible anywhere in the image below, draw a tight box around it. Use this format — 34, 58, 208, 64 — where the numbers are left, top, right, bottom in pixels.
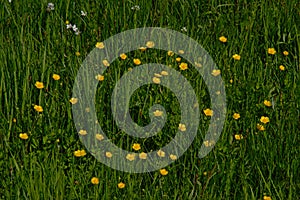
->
160, 169, 168, 176
178, 123, 186, 131
264, 100, 272, 107
232, 54, 241, 60
194, 62, 202, 67
95, 133, 104, 141
233, 113, 240, 120
139, 47, 147, 51
161, 71, 169, 76
79, 130, 87, 136
176, 57, 181, 62
283, 51, 289, 56
256, 123, 265, 131
179, 62, 188, 70
203, 108, 213, 116
120, 53, 127, 60
154, 73, 162, 78
268, 48, 276, 55
118, 182, 125, 189
126, 153, 135, 161
52, 74, 60, 80
178, 50, 184, 54
279, 65, 285, 71
35, 81, 44, 89
234, 134, 243, 140
146, 41, 155, 48
260, 116, 270, 124
169, 154, 177, 160
157, 149, 165, 157
211, 69, 221, 76
263, 196, 272, 200
219, 36, 227, 43
153, 110, 163, 116
34, 105, 43, 112
74, 150, 86, 157
75, 52, 80, 56
102, 59, 110, 67
95, 42, 104, 49
152, 77, 161, 84
95, 74, 105, 81
19, 133, 29, 140
91, 177, 99, 185
139, 152, 147, 159
167, 51, 174, 56
69, 97, 78, 104
105, 152, 112, 158
133, 58, 141, 65
132, 143, 141, 151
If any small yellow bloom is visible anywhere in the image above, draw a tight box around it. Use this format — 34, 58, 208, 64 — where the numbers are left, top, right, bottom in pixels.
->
105, 151, 112, 158
268, 48, 276, 55
146, 41, 155, 48
178, 123, 186, 132
35, 81, 44, 89
234, 134, 243, 140
229, 79, 233, 83
175, 57, 181, 62
139, 47, 147, 51
19, 133, 29, 140
194, 62, 202, 67
263, 196, 272, 200
169, 154, 177, 160
233, 113, 240, 120
283, 51, 289, 56
69, 97, 78, 104
167, 51, 174, 56
154, 73, 162, 78
79, 129, 87, 136
52, 74, 60, 80
161, 71, 169, 76
153, 110, 163, 117
34, 105, 43, 112
256, 123, 265, 131
65, 20, 70, 24
152, 77, 161, 84
120, 53, 127, 60
128, 67, 133, 71
13, 118, 17, 123
139, 152, 147, 159
95, 74, 105, 81
264, 100, 272, 107
126, 153, 135, 161
102, 59, 110, 67
279, 65, 285, 71
157, 149, 165, 157
203, 108, 213, 116
132, 143, 141, 151
203, 171, 207, 176
75, 52, 80, 56
219, 36, 227, 43
211, 69, 221, 76
232, 54, 241, 60
91, 177, 99, 185
260, 116, 270, 124
118, 182, 125, 189
95, 133, 104, 141
74, 150, 87, 157
178, 50, 184, 54
95, 42, 105, 49
133, 58, 141, 65
160, 168, 168, 176
179, 62, 188, 70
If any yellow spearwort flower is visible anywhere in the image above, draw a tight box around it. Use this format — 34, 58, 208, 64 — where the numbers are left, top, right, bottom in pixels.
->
74, 150, 87, 157
232, 54, 241, 60
264, 100, 272, 107
154, 73, 162, 78
95, 134, 104, 141
179, 62, 188, 70
161, 71, 169, 76
132, 143, 141, 151
69, 97, 78, 104
160, 169, 168, 176
139, 47, 147, 51
95, 74, 105, 81
234, 134, 243, 140
75, 52, 80, 56
35, 81, 44, 89
169, 154, 177, 160
126, 153, 135, 161
102, 59, 110, 67
152, 77, 161, 84
178, 123, 186, 132
157, 149, 165, 157
167, 51, 174, 56
95, 42, 104, 49
19, 133, 29, 140
153, 110, 163, 117
139, 152, 147, 159
178, 50, 184, 54
79, 130, 87, 136
91, 177, 99, 185
279, 65, 285, 71
34, 105, 43, 112
211, 69, 221, 76
105, 152, 112, 158
260, 116, 270, 124
268, 48, 276, 55
283, 51, 289, 56
203, 108, 213, 116
52, 74, 60, 80
263, 196, 272, 200
120, 53, 127, 60
146, 41, 155, 48
219, 36, 227, 43
118, 182, 125, 189
256, 123, 265, 131
176, 57, 181, 62
133, 58, 141, 65
233, 113, 240, 120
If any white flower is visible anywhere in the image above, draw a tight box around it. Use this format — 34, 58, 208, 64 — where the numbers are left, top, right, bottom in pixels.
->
66, 24, 73, 29
72, 25, 78, 32
181, 27, 187, 32
74, 30, 81, 35
131, 5, 140, 10
81, 11, 87, 16
47, 3, 54, 10
8, 0, 12, 3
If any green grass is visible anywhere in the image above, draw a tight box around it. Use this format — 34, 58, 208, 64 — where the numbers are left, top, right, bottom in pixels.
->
0, 0, 299, 199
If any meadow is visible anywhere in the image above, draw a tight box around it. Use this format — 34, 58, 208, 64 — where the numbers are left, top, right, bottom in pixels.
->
0, 0, 299, 199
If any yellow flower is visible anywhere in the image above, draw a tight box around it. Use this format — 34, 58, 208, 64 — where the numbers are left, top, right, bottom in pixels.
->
229, 79, 233, 83
264, 100, 272, 107
34, 105, 43, 112
146, 41, 155, 48
194, 62, 202, 67
154, 73, 162, 78
102, 59, 110, 67
95, 42, 104, 49
118, 182, 125, 189
211, 69, 221, 76
152, 77, 161, 84
178, 123, 186, 132
178, 50, 184, 54
232, 54, 241, 60
75, 52, 80, 56
52, 74, 60, 80
203, 108, 213, 116
268, 48, 276, 55
139, 47, 147, 51
219, 36, 227, 43
128, 67, 133, 71
79, 129, 87, 136
279, 65, 285, 71
35, 81, 44, 89
132, 143, 141, 151
13, 118, 17, 123
161, 71, 169, 76
69, 97, 78, 104
160, 169, 168, 176
133, 58, 141, 65
283, 51, 289, 56
263, 196, 272, 200
169, 154, 177, 160
126, 153, 135, 161
105, 152, 112, 158
74, 150, 87, 157
65, 20, 70, 24
139, 152, 147, 159
175, 57, 181, 62
179, 62, 188, 70
95, 134, 104, 141
91, 177, 99, 185
157, 149, 165, 157
167, 51, 174, 56
233, 113, 240, 120
153, 110, 163, 117
19, 133, 29, 140
256, 123, 265, 131
203, 172, 207, 176
234, 134, 243, 140
260, 116, 270, 124
95, 74, 105, 81
120, 53, 127, 60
